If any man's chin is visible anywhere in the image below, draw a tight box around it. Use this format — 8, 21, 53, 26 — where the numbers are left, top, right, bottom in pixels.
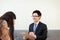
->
34, 21, 37, 22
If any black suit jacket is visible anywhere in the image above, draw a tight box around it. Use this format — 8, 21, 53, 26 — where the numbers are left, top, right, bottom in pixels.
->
29, 22, 47, 40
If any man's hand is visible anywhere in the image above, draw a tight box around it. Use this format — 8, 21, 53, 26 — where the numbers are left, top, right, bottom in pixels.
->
23, 32, 36, 40
29, 32, 36, 38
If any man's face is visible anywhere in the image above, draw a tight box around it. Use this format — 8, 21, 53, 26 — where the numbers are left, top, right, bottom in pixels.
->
32, 13, 41, 22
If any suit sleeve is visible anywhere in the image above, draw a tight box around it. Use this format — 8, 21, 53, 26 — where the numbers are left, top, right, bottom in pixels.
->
29, 24, 31, 32
29, 24, 33, 32
36, 24, 47, 40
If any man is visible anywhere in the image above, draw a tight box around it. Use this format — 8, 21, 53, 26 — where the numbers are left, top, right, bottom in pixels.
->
28, 10, 47, 40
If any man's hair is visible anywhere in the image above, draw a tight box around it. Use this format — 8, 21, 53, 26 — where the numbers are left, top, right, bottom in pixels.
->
32, 10, 42, 16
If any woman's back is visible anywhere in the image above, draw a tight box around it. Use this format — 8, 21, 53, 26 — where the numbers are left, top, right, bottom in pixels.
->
0, 20, 11, 40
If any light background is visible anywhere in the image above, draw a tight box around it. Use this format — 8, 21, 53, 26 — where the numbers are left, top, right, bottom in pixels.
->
0, 0, 60, 30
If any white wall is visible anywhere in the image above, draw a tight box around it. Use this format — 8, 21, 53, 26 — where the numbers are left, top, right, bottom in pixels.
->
0, 0, 60, 30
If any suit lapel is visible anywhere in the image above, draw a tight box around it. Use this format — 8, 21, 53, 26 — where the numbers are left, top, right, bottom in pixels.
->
32, 23, 34, 32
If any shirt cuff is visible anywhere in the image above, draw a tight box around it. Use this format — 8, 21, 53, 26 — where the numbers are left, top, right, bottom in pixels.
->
34, 35, 37, 39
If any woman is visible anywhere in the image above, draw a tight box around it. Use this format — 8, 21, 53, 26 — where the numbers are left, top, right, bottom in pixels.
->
0, 19, 10, 40
1, 11, 16, 40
